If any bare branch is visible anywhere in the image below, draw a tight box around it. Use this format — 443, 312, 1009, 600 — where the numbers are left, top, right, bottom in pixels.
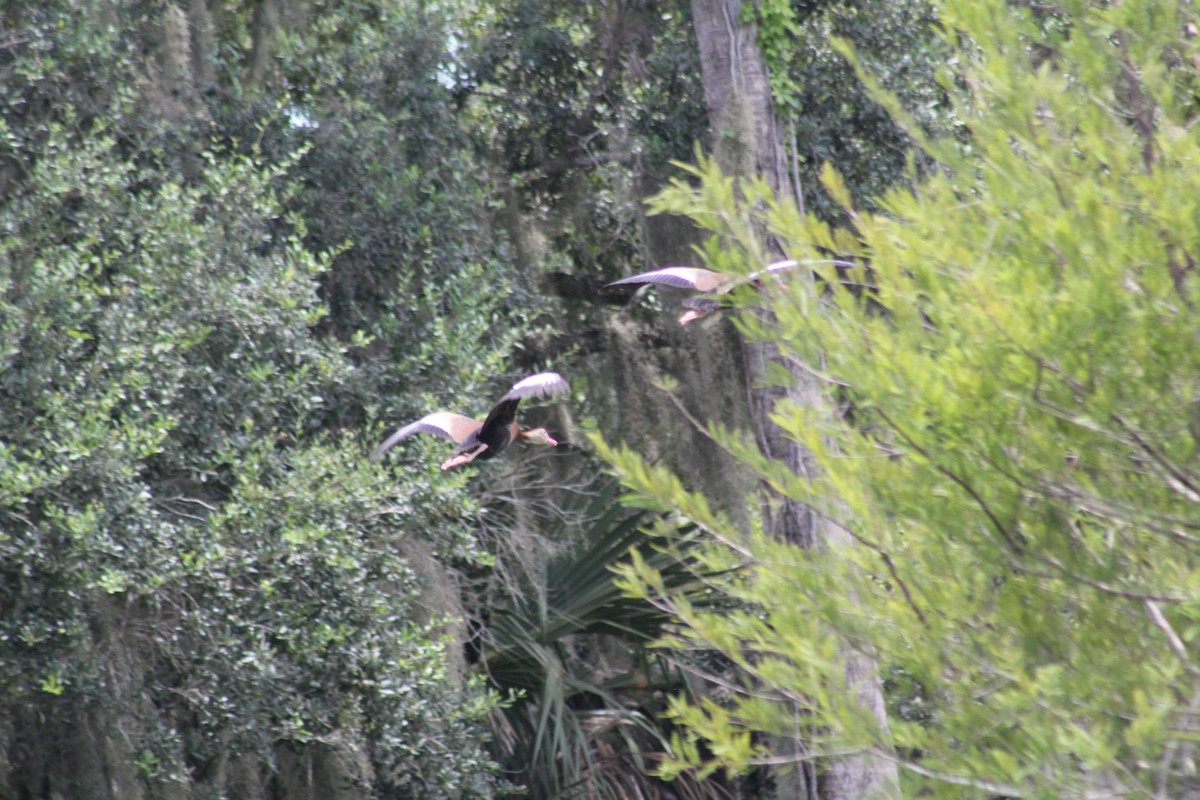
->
1111, 414, 1200, 503
1146, 600, 1196, 672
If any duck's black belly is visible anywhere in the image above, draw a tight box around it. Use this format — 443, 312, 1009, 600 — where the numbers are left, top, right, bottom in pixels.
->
459, 421, 516, 460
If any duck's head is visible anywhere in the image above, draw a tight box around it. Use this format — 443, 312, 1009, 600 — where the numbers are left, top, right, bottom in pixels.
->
520, 427, 558, 446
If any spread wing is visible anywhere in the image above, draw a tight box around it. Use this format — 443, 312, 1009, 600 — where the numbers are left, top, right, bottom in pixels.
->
745, 258, 855, 282
477, 371, 571, 438
500, 371, 571, 402
371, 411, 483, 461
605, 267, 730, 293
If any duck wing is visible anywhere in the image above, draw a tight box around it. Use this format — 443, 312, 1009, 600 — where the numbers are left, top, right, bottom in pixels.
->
372, 411, 483, 461
475, 372, 571, 449
499, 371, 571, 402
605, 267, 730, 293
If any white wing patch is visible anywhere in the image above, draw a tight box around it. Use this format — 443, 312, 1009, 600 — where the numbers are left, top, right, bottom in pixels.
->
763, 259, 799, 273
502, 372, 571, 401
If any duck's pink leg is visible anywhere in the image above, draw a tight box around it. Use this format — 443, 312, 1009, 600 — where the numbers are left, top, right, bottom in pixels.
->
440, 444, 488, 470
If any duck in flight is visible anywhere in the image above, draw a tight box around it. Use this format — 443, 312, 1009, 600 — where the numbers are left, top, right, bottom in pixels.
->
606, 259, 853, 324
372, 372, 570, 470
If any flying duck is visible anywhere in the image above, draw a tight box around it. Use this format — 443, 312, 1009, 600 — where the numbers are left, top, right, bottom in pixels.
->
372, 372, 570, 470
606, 259, 855, 324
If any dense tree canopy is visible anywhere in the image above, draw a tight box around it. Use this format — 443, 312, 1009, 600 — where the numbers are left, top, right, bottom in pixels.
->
0, 2, 510, 796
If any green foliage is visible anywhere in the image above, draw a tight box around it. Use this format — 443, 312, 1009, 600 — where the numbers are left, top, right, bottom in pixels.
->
191, 441, 495, 796
0, 2, 135, 136
251, 2, 533, 359
479, 480, 728, 800
454, 0, 707, 280
0, 1, 738, 797
748, 0, 954, 219
454, 0, 706, 183
0, 114, 496, 796
605, 0, 1200, 796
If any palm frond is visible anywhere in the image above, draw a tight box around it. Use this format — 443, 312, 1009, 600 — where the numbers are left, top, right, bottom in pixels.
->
478, 480, 729, 800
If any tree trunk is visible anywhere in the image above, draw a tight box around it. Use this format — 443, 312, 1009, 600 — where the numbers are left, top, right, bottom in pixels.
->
247, 0, 281, 89
689, 2, 901, 797
691, 0, 792, 198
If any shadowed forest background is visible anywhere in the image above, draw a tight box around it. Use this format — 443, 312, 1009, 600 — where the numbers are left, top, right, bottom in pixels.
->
1, 0, 1198, 798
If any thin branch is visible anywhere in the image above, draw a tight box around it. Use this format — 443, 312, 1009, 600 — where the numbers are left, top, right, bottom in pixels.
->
874, 408, 1025, 553
788, 117, 805, 217
1034, 476, 1200, 538
1146, 600, 1196, 672
154, 495, 217, 522
1111, 414, 1200, 503
871, 748, 1028, 798
1020, 562, 1189, 603
798, 505, 929, 627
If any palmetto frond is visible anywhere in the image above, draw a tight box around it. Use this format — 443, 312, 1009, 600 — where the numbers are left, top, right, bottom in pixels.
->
478, 483, 727, 800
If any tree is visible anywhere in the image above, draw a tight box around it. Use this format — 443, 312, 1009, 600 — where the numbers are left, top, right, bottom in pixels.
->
685, 1, 900, 796
602, 0, 1200, 795
452, 0, 710, 286
0, 3, 512, 796
749, 0, 952, 221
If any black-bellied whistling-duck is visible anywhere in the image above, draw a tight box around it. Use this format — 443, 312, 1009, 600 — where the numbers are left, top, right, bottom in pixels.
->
372, 372, 570, 470
606, 260, 852, 324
